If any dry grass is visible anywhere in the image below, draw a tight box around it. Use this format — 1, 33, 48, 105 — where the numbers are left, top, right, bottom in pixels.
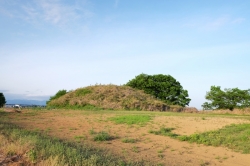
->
203, 108, 250, 115
2, 109, 250, 165
0, 132, 34, 165
0, 134, 33, 156
47, 84, 179, 111
37, 156, 63, 166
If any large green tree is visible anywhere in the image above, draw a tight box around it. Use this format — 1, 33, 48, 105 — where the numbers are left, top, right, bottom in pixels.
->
0, 93, 6, 107
202, 86, 250, 110
126, 74, 191, 107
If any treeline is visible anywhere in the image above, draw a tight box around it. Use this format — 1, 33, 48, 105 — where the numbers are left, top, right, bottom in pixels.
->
2, 73, 249, 111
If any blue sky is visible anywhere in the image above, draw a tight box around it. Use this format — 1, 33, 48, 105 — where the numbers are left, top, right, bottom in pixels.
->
1, 0, 250, 109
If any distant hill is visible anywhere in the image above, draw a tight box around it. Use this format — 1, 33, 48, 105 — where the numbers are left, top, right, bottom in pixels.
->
47, 84, 183, 111
7, 99, 46, 106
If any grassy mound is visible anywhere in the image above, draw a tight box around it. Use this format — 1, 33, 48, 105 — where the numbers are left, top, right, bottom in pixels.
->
47, 85, 178, 111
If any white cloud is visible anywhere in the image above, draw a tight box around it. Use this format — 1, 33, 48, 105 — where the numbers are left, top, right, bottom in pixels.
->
0, 0, 94, 27
21, 4, 39, 22
184, 15, 245, 31
36, 0, 77, 25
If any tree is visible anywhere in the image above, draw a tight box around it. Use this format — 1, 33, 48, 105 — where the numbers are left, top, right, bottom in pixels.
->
202, 86, 250, 110
126, 74, 191, 107
46, 90, 67, 104
0, 93, 6, 107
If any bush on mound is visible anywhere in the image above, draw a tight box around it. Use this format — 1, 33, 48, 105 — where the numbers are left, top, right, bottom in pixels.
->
47, 85, 175, 111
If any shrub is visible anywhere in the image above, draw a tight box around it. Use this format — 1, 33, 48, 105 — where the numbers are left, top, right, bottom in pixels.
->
0, 93, 6, 107
93, 131, 113, 141
46, 90, 67, 104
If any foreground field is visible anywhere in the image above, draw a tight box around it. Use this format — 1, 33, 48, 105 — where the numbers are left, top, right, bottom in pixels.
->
1, 108, 250, 165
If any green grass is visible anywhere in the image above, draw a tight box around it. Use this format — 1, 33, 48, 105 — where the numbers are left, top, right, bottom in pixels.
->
148, 123, 250, 154
122, 137, 137, 143
131, 146, 139, 153
0, 109, 8, 116
89, 129, 96, 135
178, 123, 250, 153
109, 115, 151, 126
149, 127, 179, 138
75, 88, 92, 97
93, 131, 114, 141
47, 104, 104, 111
74, 135, 87, 142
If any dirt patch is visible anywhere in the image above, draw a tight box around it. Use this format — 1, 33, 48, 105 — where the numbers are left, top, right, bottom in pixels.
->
2, 109, 250, 166
152, 116, 250, 135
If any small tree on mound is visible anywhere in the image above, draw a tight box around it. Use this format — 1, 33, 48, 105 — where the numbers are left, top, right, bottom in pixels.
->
202, 86, 250, 110
46, 90, 67, 104
0, 93, 6, 107
126, 74, 191, 107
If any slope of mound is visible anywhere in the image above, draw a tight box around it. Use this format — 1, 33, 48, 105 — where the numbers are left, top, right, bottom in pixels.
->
47, 85, 179, 111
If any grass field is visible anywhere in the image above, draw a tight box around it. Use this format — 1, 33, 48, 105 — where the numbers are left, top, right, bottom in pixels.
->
1, 108, 250, 165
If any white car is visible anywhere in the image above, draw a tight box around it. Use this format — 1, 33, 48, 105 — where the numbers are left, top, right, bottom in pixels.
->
13, 105, 22, 109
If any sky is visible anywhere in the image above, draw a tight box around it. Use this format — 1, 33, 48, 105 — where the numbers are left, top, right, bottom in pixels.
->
1, 0, 250, 109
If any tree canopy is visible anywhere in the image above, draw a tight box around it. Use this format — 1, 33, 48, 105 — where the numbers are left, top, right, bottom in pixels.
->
0, 93, 6, 107
126, 74, 191, 107
202, 86, 250, 110
46, 90, 67, 104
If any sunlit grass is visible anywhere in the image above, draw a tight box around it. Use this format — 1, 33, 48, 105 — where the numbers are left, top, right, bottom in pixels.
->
148, 123, 250, 154
109, 115, 152, 126
179, 123, 250, 153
